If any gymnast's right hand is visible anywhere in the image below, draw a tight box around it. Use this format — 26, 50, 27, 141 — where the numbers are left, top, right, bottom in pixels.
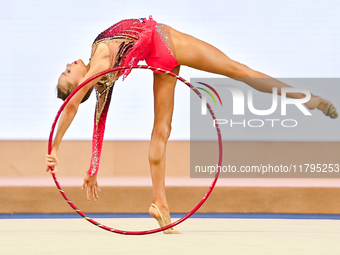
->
46, 151, 59, 174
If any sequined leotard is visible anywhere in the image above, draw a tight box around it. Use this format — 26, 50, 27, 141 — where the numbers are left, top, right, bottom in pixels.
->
88, 16, 178, 177
92, 16, 178, 82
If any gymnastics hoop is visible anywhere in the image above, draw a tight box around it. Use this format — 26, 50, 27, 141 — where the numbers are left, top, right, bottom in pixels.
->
48, 65, 223, 235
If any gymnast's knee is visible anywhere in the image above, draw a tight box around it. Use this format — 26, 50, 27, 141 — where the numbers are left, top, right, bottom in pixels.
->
151, 124, 172, 142
148, 125, 171, 164
225, 61, 254, 79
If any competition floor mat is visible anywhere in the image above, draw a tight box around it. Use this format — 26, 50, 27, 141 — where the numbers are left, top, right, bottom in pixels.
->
1, 214, 340, 255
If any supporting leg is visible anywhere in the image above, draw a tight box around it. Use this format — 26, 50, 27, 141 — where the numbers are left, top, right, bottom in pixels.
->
148, 66, 181, 233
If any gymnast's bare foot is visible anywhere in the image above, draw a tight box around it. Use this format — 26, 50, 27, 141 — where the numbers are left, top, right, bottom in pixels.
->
305, 97, 338, 119
149, 203, 181, 234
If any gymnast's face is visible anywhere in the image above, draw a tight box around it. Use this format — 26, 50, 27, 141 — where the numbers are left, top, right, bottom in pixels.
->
57, 59, 88, 100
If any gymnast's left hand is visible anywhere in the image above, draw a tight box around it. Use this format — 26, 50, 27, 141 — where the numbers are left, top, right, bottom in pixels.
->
46, 151, 58, 174
82, 173, 101, 201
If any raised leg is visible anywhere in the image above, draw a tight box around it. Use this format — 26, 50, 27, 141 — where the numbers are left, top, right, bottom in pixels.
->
170, 28, 337, 118
148, 65, 181, 234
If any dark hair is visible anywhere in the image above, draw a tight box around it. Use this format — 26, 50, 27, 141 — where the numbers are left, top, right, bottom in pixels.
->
57, 82, 93, 103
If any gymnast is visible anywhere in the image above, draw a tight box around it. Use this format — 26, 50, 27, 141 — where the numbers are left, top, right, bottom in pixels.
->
46, 16, 338, 234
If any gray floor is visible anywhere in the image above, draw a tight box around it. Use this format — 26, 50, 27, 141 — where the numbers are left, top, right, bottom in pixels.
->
1, 217, 339, 255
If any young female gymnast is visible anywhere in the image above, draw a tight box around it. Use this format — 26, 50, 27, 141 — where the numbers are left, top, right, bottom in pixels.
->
46, 16, 338, 234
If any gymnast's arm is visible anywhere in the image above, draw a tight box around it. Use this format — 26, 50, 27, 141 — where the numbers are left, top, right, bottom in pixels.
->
46, 45, 111, 174
87, 85, 114, 177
